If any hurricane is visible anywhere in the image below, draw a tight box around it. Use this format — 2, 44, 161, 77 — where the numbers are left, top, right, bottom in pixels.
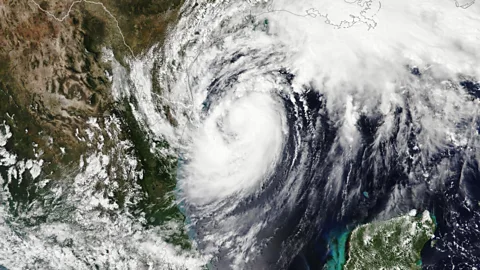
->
2, 0, 473, 268
118, 0, 480, 268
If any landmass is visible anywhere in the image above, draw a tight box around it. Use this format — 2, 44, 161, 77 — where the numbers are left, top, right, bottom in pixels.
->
344, 210, 436, 270
0, 0, 189, 248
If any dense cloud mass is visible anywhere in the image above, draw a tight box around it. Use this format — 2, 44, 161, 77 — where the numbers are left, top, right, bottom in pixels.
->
142, 0, 480, 268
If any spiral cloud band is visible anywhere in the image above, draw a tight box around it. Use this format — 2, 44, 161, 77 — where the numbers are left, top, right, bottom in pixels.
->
184, 90, 287, 204
131, 0, 480, 268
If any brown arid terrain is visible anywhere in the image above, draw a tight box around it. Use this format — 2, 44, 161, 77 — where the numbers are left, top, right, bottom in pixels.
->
0, 0, 182, 171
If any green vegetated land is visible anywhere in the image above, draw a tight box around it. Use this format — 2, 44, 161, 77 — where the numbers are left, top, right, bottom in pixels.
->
120, 102, 191, 249
344, 210, 436, 270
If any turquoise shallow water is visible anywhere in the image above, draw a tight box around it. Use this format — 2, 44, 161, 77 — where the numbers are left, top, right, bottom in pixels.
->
326, 230, 350, 270
431, 213, 437, 227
